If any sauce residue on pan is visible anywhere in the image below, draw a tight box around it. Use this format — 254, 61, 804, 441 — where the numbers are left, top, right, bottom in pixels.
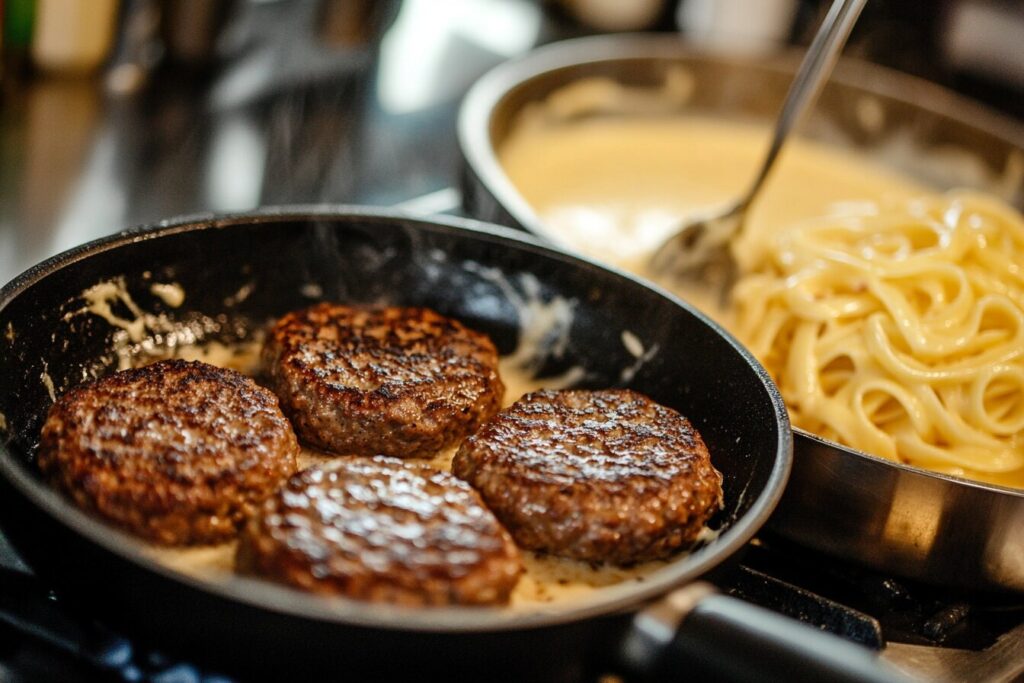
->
67, 277, 216, 371
166, 338, 264, 376
40, 361, 56, 403
79, 278, 150, 343
150, 283, 185, 308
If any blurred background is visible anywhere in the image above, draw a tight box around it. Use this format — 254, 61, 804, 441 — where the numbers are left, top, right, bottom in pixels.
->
0, 0, 1021, 285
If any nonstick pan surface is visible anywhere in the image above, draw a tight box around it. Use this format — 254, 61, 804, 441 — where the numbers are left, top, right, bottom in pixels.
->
0, 209, 796, 679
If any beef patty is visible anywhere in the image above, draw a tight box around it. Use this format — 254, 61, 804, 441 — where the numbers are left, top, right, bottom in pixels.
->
452, 389, 723, 565
237, 457, 522, 605
262, 303, 504, 458
38, 359, 299, 545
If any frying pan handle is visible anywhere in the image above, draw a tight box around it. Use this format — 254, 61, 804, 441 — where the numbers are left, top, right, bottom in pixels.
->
620, 582, 913, 683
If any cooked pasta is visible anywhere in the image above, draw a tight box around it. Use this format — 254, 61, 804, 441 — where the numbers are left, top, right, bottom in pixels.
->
730, 192, 1024, 486
498, 83, 1023, 487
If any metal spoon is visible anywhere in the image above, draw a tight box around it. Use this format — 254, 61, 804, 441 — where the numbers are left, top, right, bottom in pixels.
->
649, 0, 869, 288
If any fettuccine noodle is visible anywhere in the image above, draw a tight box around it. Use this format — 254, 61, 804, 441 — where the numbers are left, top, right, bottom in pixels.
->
731, 192, 1024, 486
498, 82, 1024, 487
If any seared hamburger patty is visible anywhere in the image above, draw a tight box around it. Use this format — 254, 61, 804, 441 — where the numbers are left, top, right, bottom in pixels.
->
262, 303, 504, 458
237, 457, 522, 605
38, 359, 299, 545
452, 389, 723, 565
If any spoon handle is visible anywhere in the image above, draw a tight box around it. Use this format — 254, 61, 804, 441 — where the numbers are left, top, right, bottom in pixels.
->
740, 0, 869, 211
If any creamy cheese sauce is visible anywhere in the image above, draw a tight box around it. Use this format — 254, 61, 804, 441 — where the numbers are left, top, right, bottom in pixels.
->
67, 277, 218, 371
499, 80, 934, 317
39, 361, 56, 403
78, 278, 150, 344
150, 283, 186, 308
464, 265, 589, 389
164, 338, 264, 376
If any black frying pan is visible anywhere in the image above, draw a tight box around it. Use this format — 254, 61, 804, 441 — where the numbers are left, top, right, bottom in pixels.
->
0, 209, 903, 682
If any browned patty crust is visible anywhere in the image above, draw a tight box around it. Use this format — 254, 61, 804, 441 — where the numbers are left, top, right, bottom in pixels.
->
38, 359, 299, 545
262, 303, 504, 458
237, 457, 522, 605
452, 389, 724, 565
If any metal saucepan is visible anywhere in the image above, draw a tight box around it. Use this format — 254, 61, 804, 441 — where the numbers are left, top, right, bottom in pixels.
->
0, 210, 911, 681
457, 34, 1024, 593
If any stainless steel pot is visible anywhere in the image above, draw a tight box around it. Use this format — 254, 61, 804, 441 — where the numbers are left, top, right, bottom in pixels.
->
457, 33, 1024, 593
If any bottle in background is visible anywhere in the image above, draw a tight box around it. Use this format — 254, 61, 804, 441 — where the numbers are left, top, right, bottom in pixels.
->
31, 0, 119, 74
